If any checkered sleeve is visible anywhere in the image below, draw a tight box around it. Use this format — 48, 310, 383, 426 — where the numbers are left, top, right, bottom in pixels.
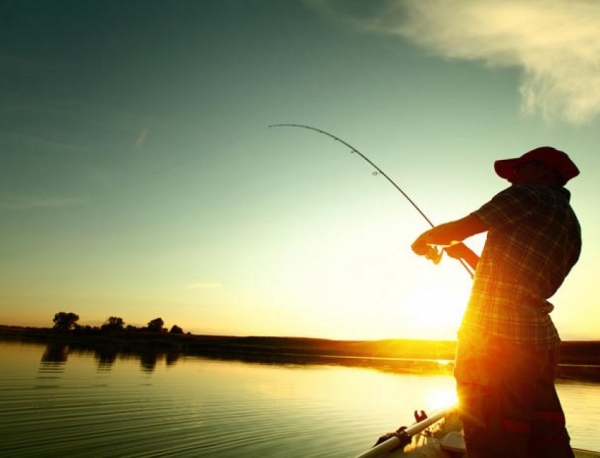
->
473, 185, 540, 229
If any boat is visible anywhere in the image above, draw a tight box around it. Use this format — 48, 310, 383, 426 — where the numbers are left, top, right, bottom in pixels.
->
355, 405, 600, 457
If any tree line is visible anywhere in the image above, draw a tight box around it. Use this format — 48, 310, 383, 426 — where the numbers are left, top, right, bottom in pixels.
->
52, 312, 185, 334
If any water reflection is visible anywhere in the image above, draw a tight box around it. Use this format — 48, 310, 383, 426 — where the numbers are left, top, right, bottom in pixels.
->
166, 351, 180, 366
41, 342, 69, 364
2, 339, 599, 457
32, 341, 179, 374
40, 342, 450, 376
10, 336, 600, 382
25, 338, 460, 377
196, 350, 457, 377
94, 347, 118, 371
36, 343, 69, 388
140, 350, 158, 372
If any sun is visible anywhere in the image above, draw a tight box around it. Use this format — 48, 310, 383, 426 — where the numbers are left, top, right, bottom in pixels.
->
402, 276, 470, 340
425, 386, 459, 412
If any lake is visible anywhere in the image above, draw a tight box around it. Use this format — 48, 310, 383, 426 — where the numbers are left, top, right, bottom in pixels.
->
1, 340, 599, 457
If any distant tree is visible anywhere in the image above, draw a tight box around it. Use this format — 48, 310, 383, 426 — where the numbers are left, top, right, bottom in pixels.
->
170, 325, 184, 334
147, 317, 164, 333
53, 312, 80, 331
101, 316, 125, 332
77, 325, 98, 335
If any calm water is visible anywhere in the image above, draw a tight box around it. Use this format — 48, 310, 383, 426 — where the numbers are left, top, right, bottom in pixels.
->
1, 341, 599, 457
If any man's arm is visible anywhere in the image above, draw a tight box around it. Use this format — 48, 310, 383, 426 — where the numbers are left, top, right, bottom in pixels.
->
411, 213, 488, 268
444, 242, 480, 271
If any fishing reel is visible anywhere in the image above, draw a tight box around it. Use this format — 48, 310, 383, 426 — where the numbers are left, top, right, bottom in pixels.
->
425, 246, 443, 265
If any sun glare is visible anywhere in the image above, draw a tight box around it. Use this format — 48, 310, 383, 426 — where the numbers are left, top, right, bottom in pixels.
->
403, 278, 469, 340
425, 386, 458, 412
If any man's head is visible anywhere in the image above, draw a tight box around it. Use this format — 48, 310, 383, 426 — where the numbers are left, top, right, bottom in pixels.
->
494, 146, 579, 186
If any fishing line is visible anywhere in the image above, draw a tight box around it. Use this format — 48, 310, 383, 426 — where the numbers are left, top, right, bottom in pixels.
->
269, 123, 474, 278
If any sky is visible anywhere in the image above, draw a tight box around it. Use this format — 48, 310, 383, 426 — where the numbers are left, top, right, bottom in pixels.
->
1, 0, 599, 341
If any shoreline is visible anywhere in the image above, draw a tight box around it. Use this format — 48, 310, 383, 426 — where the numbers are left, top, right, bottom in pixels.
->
2, 324, 599, 366
3, 325, 600, 381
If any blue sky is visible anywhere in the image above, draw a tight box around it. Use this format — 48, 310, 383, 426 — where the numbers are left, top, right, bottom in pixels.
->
1, 0, 599, 340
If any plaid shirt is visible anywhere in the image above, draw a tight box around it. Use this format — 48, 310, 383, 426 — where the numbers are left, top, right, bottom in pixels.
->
461, 184, 581, 349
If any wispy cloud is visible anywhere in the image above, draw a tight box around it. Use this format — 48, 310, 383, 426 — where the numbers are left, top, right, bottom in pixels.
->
0, 194, 86, 210
0, 100, 157, 152
186, 282, 223, 290
308, 0, 600, 124
135, 128, 148, 147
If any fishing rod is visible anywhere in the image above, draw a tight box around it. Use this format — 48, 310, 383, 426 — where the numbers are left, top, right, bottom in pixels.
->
269, 123, 474, 278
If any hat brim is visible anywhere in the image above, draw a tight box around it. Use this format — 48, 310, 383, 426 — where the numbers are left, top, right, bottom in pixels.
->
494, 158, 522, 180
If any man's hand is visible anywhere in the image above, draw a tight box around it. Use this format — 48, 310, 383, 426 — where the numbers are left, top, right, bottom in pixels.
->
412, 232, 443, 264
411, 234, 432, 257
411, 214, 487, 270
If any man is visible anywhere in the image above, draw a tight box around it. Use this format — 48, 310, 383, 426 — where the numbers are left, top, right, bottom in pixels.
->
411, 146, 581, 458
